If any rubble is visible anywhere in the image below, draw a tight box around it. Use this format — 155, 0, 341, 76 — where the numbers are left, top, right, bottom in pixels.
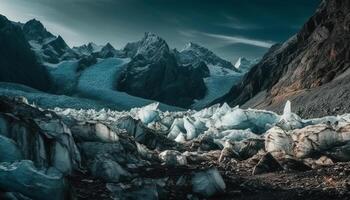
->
1, 96, 350, 199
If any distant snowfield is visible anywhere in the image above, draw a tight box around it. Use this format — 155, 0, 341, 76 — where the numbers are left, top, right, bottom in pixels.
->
0, 58, 182, 111
192, 65, 242, 109
76, 58, 182, 111
0, 58, 241, 111
0, 82, 118, 110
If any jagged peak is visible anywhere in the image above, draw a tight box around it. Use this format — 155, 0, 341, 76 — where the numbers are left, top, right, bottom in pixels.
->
140, 32, 168, 48
103, 42, 115, 50
181, 42, 207, 52
23, 18, 55, 42
25, 18, 44, 27
56, 35, 64, 41
143, 32, 163, 41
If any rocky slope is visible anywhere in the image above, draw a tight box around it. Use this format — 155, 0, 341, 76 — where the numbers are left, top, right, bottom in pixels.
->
0, 15, 51, 91
215, 0, 350, 118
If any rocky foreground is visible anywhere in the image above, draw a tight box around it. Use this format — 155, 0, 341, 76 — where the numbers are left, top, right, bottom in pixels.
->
0, 96, 350, 200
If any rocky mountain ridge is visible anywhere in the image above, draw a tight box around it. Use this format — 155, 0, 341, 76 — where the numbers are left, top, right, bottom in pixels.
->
0, 15, 51, 91
214, 0, 350, 118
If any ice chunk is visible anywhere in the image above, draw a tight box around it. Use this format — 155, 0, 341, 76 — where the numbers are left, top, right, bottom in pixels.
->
278, 101, 304, 130
0, 135, 23, 162
216, 107, 279, 133
138, 103, 160, 124
284, 100, 292, 117
175, 133, 186, 143
159, 150, 187, 166
292, 124, 348, 158
95, 123, 120, 142
218, 129, 258, 142
167, 125, 181, 140
265, 126, 294, 157
184, 117, 197, 140
0, 160, 68, 200
192, 104, 220, 118
192, 168, 226, 197
90, 157, 130, 182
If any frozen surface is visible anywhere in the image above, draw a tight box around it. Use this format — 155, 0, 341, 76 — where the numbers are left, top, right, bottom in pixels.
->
192, 64, 242, 109
0, 135, 23, 162
76, 58, 182, 111
0, 57, 182, 111
0, 82, 118, 110
0, 160, 67, 200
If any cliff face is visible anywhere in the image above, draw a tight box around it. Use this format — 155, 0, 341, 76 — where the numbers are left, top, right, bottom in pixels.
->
0, 15, 51, 91
215, 0, 350, 118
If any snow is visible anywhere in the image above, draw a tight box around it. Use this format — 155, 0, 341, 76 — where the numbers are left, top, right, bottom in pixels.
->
0, 82, 120, 110
0, 160, 67, 200
192, 64, 242, 109
184, 117, 198, 140
76, 57, 181, 111
137, 102, 160, 124
49, 60, 79, 93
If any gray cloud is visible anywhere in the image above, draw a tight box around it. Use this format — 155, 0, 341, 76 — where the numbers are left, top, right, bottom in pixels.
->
202, 33, 274, 48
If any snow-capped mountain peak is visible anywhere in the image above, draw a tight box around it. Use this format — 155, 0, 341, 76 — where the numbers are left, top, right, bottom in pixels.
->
73, 42, 104, 56
135, 32, 170, 60
22, 19, 55, 43
179, 42, 238, 72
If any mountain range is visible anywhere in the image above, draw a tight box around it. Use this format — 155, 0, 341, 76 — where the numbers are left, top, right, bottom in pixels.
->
1, 0, 349, 118
0, 16, 255, 110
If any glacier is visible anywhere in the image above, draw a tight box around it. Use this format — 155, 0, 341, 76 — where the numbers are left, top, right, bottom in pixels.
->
1, 96, 350, 199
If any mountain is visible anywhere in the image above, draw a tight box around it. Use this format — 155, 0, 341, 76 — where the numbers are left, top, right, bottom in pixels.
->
0, 15, 51, 91
72, 42, 103, 56
22, 19, 77, 64
1, 15, 244, 110
117, 32, 209, 108
234, 57, 259, 73
176, 42, 239, 72
214, 0, 350, 118
97, 43, 124, 58
22, 19, 55, 42
173, 43, 243, 109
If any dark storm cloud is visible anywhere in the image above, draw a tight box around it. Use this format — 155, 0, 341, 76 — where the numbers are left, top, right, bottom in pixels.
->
0, 0, 320, 61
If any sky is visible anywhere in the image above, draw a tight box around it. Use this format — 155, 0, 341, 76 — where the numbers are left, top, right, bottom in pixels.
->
0, 0, 320, 62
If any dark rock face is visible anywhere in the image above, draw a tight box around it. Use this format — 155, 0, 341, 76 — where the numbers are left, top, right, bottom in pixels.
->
215, 0, 350, 118
23, 19, 77, 64
252, 153, 283, 175
95, 43, 124, 58
0, 15, 51, 91
22, 19, 55, 43
117, 33, 208, 108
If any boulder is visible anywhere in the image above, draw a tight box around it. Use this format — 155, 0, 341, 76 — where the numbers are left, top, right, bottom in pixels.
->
0, 160, 70, 200
252, 153, 283, 175
192, 168, 226, 197
159, 150, 187, 166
